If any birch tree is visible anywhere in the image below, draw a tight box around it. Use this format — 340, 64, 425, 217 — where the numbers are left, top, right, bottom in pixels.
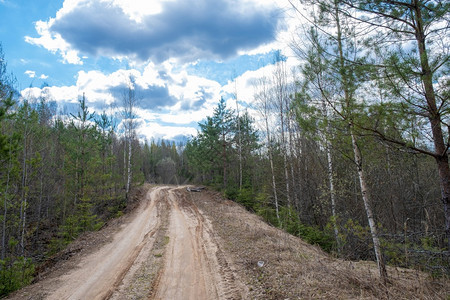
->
255, 77, 280, 222
291, 0, 388, 281
273, 57, 292, 207
121, 77, 138, 200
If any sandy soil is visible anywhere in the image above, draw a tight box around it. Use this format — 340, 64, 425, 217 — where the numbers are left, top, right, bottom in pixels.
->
8, 186, 244, 300
152, 188, 241, 299
8, 185, 448, 300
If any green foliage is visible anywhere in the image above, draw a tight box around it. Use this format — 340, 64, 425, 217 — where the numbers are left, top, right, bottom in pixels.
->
254, 192, 279, 227
0, 257, 35, 297
185, 98, 259, 190
380, 235, 449, 277
61, 215, 81, 242
77, 196, 104, 232
224, 186, 239, 201
236, 187, 257, 211
0, 46, 146, 296
250, 193, 335, 252
298, 223, 334, 253
279, 206, 334, 253
47, 237, 69, 257
279, 206, 300, 235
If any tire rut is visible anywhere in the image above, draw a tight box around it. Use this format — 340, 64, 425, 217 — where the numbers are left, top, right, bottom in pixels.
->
46, 187, 165, 300
110, 189, 171, 299
169, 189, 242, 300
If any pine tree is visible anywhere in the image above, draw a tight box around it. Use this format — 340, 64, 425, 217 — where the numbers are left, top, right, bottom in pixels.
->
337, 0, 450, 251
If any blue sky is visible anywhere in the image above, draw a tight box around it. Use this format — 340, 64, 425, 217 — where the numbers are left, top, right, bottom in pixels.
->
0, 0, 294, 141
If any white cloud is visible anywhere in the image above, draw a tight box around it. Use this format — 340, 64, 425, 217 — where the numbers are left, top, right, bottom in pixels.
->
25, 70, 50, 80
19, 61, 227, 140
137, 121, 197, 141
21, 85, 79, 103
20, 47, 301, 141
20, 0, 300, 141
26, 0, 281, 64
25, 70, 36, 78
25, 19, 83, 65
112, 0, 167, 22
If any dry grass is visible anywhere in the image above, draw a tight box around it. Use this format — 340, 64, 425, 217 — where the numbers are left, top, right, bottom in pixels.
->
191, 190, 449, 299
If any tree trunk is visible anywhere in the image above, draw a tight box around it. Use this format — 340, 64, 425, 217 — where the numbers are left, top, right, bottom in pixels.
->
413, 3, 450, 250
36, 154, 46, 245
275, 61, 291, 206
269, 147, 280, 222
126, 134, 132, 198
1, 150, 12, 260
334, 0, 387, 281
351, 131, 388, 282
123, 139, 127, 189
288, 117, 298, 207
326, 138, 340, 252
322, 100, 340, 252
265, 114, 280, 222
234, 87, 243, 190
19, 121, 29, 256
222, 138, 227, 189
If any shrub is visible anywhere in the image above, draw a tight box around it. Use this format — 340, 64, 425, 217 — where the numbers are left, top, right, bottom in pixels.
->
0, 257, 35, 297
236, 188, 257, 211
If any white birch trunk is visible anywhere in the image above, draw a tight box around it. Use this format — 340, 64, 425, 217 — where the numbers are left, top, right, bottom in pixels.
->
351, 131, 387, 282
288, 117, 297, 207
236, 98, 242, 190
326, 135, 340, 252
332, 0, 387, 281
275, 61, 291, 207
256, 77, 280, 222
126, 134, 132, 197
322, 100, 340, 252
269, 147, 280, 221
265, 118, 280, 222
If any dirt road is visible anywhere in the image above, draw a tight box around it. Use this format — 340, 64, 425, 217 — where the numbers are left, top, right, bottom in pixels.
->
10, 186, 243, 300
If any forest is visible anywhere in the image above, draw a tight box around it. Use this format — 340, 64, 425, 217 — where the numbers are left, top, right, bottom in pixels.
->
1, 0, 449, 296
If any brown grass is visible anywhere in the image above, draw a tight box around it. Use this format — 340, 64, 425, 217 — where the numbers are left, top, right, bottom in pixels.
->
191, 190, 449, 299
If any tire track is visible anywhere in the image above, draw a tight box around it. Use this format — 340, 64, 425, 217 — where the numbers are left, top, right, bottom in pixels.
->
151, 188, 242, 300
47, 187, 165, 300
180, 190, 242, 300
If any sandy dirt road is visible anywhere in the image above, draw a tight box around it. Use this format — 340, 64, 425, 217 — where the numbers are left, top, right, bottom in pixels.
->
9, 186, 242, 300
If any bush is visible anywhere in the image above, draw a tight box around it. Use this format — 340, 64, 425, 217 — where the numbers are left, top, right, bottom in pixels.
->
226, 189, 335, 253
279, 206, 334, 252
254, 192, 280, 227
0, 257, 35, 297
224, 186, 239, 201
236, 188, 257, 211
297, 223, 334, 253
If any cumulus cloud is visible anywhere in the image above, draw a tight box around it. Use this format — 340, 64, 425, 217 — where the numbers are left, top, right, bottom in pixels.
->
25, 70, 50, 80
25, 19, 83, 64
26, 0, 281, 64
20, 61, 227, 140
137, 121, 197, 142
25, 70, 36, 78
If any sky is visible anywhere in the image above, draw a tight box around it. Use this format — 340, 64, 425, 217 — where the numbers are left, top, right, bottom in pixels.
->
0, 0, 299, 142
